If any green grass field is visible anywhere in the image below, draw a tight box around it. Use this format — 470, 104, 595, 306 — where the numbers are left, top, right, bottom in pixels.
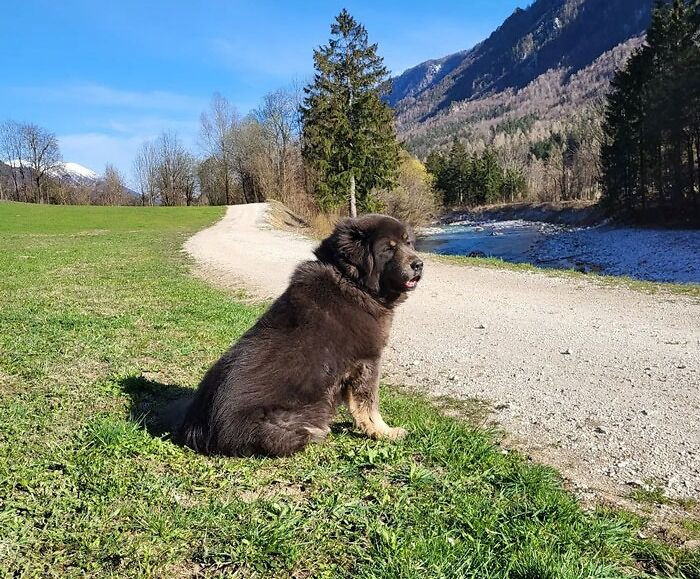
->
1, 202, 698, 577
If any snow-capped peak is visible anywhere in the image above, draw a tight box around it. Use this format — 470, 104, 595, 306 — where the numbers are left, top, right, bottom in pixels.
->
6, 159, 99, 181
59, 162, 99, 180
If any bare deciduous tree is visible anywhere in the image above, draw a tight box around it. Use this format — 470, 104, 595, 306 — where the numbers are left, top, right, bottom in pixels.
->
154, 132, 198, 206
255, 88, 299, 199
22, 123, 62, 204
132, 132, 198, 206
197, 156, 228, 205
0, 120, 30, 201
133, 141, 158, 206
200, 93, 238, 205
94, 164, 129, 205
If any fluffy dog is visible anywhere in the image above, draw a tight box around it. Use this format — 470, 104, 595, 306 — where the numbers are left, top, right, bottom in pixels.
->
172, 214, 423, 457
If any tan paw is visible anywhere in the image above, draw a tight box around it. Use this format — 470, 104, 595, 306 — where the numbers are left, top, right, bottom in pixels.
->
304, 425, 330, 442
379, 426, 407, 441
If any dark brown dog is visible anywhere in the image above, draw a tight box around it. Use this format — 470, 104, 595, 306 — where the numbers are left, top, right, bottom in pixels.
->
172, 214, 423, 457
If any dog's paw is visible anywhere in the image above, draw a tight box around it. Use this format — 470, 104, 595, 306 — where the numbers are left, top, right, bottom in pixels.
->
381, 427, 407, 441
304, 425, 331, 443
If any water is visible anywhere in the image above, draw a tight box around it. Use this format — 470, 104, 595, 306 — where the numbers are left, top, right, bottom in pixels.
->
416, 220, 700, 283
416, 220, 557, 264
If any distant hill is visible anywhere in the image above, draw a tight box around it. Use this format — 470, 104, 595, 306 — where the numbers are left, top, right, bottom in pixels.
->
389, 0, 654, 157
57, 162, 100, 186
0, 161, 138, 202
2, 160, 100, 184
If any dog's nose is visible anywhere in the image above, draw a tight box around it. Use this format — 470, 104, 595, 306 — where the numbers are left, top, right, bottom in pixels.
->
411, 258, 423, 273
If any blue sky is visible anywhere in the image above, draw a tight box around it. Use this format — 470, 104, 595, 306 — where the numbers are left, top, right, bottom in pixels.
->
1, 1, 527, 181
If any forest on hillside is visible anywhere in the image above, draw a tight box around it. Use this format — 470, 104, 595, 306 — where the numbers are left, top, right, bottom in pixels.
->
400, 0, 699, 220
602, 0, 700, 218
403, 38, 642, 205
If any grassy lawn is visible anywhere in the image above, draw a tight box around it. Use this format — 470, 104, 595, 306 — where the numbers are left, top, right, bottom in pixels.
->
0, 202, 698, 577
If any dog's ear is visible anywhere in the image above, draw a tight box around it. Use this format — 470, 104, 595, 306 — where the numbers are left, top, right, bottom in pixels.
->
314, 218, 376, 288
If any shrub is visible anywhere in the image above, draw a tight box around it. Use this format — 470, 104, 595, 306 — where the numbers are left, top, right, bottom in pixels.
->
377, 151, 440, 227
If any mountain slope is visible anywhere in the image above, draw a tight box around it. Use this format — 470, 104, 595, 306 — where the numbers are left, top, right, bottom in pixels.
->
3, 160, 100, 184
58, 162, 99, 184
0, 161, 137, 202
389, 0, 654, 133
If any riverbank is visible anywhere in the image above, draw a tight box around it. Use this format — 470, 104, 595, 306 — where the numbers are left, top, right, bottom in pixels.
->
418, 219, 700, 284
444, 200, 606, 227
534, 225, 700, 283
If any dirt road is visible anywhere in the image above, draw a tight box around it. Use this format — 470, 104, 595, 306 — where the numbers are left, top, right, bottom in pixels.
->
185, 203, 700, 500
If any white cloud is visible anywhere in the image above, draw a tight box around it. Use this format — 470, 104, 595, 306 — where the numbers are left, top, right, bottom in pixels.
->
103, 117, 199, 136
58, 132, 145, 183
27, 82, 206, 185
59, 123, 199, 187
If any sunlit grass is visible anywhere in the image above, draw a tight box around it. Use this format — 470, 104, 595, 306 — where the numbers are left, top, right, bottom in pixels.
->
1, 202, 698, 577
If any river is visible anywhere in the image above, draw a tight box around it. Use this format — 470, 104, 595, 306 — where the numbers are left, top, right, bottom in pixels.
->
416, 220, 700, 284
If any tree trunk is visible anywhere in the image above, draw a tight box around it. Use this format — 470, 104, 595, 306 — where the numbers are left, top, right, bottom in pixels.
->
695, 131, 700, 211
639, 140, 646, 211
10, 166, 19, 199
687, 137, 695, 210
241, 175, 251, 204
349, 172, 357, 217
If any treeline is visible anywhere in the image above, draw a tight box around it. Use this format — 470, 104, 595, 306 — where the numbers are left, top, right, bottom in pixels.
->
131, 89, 307, 209
602, 0, 700, 218
425, 141, 526, 207
0, 120, 133, 205
1, 10, 439, 227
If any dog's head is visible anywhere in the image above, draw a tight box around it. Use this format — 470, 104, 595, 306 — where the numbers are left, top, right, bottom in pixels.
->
314, 214, 423, 301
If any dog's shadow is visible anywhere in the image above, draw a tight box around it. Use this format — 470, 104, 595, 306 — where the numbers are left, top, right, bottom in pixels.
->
121, 376, 365, 444
120, 375, 193, 438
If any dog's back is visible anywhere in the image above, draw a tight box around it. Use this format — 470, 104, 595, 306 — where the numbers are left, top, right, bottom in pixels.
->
173, 265, 357, 456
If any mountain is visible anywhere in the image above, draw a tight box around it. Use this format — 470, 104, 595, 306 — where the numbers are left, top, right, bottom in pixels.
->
389, 0, 655, 156
1, 161, 137, 202
3, 159, 100, 184
57, 162, 100, 185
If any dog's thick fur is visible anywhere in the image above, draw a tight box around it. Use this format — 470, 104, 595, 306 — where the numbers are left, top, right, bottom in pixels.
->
172, 214, 423, 457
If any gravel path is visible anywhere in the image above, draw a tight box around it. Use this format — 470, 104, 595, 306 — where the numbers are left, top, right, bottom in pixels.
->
185, 203, 700, 500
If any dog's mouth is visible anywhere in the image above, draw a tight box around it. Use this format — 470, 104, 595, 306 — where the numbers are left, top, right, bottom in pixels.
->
404, 274, 421, 290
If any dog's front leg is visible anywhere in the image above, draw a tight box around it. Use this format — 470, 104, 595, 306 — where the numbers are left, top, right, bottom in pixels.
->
343, 361, 406, 441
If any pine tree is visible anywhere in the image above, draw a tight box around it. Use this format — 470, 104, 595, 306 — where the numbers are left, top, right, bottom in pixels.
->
602, 0, 700, 219
301, 10, 400, 216
425, 141, 525, 208
479, 149, 503, 205
444, 140, 470, 206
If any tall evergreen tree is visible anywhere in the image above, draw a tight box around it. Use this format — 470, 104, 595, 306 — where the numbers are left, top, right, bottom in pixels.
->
602, 0, 700, 219
301, 10, 400, 216
426, 142, 526, 208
